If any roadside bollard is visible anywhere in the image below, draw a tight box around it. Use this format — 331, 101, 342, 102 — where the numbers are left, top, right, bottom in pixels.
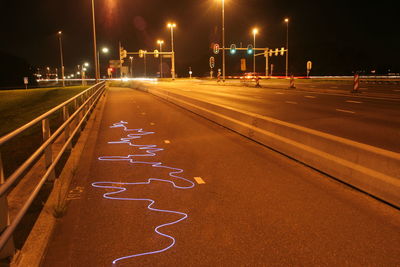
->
352, 74, 360, 93
289, 75, 296, 89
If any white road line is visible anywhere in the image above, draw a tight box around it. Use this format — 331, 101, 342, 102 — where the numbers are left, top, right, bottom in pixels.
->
304, 95, 316, 99
346, 100, 363, 104
194, 177, 206, 184
285, 101, 298, 104
275, 92, 284, 95
164, 140, 171, 144
336, 109, 355, 114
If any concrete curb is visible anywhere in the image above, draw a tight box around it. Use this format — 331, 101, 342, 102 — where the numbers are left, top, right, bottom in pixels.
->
139, 85, 400, 208
10, 90, 108, 267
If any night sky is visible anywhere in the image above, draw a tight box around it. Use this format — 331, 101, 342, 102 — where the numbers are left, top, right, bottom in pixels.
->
1, 0, 399, 78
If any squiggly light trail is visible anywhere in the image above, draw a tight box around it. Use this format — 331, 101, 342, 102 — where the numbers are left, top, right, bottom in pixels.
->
91, 121, 195, 266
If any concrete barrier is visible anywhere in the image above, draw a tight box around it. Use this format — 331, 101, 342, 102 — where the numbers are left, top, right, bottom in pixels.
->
140, 85, 400, 208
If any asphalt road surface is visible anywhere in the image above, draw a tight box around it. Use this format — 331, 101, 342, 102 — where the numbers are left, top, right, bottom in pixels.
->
147, 81, 400, 153
42, 87, 400, 267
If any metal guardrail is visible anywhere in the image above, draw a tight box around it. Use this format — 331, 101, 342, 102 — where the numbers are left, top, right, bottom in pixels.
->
0, 82, 106, 257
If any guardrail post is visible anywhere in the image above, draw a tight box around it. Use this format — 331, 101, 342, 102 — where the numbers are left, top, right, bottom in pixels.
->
0, 153, 15, 259
63, 106, 72, 150
42, 119, 55, 181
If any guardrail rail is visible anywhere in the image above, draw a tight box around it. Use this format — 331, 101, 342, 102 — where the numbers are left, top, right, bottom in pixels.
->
0, 82, 106, 258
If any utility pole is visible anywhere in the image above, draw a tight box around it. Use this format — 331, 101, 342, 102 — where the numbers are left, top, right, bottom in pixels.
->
57, 31, 65, 87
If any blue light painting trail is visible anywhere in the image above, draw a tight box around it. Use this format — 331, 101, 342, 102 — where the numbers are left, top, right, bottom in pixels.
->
91, 121, 195, 266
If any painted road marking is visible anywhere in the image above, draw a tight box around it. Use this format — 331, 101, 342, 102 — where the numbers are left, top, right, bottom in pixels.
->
305, 95, 316, 99
275, 92, 284, 95
194, 177, 206, 184
346, 100, 363, 104
336, 109, 355, 114
164, 140, 171, 144
285, 101, 298, 104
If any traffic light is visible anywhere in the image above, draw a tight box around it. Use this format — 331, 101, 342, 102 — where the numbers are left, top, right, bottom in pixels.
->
230, 44, 236, 55
247, 44, 253, 55
120, 47, 127, 59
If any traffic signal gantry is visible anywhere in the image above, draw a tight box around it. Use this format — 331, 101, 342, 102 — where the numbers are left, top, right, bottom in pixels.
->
118, 44, 174, 78
213, 43, 288, 77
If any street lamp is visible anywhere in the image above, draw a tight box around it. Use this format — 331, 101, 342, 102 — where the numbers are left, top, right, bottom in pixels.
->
219, 0, 226, 82
91, 0, 99, 81
97, 47, 109, 79
157, 40, 164, 78
284, 18, 289, 78
57, 31, 65, 87
252, 28, 258, 75
129, 56, 133, 78
167, 23, 176, 80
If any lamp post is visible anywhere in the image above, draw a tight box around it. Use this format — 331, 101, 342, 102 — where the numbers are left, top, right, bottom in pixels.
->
221, 0, 225, 82
129, 56, 133, 78
97, 47, 109, 79
91, 0, 99, 81
157, 40, 164, 78
167, 23, 176, 80
252, 28, 258, 75
285, 18, 289, 78
57, 31, 65, 87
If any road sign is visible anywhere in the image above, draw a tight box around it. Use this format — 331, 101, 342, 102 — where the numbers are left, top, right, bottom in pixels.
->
109, 60, 121, 68
213, 44, 220, 54
307, 61, 312, 71
209, 56, 215, 69
23, 77, 28, 84
230, 44, 237, 54
241, 58, 246, 71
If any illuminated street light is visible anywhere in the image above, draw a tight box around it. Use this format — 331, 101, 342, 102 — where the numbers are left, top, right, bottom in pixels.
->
252, 28, 259, 74
129, 56, 133, 78
284, 18, 289, 78
57, 31, 65, 87
91, 0, 99, 81
84, 62, 89, 67
98, 47, 109, 78
218, 0, 226, 82
167, 23, 177, 80
157, 40, 164, 78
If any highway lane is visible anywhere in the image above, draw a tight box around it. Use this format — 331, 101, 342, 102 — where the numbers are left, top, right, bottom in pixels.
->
148, 81, 400, 152
42, 87, 400, 266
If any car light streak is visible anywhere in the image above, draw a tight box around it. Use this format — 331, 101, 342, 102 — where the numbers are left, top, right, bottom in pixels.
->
91, 121, 195, 265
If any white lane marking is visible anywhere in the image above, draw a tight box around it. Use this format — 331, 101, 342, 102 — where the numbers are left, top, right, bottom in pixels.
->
336, 109, 355, 114
150, 122, 155, 126
285, 101, 298, 104
304, 95, 316, 99
194, 177, 206, 184
164, 140, 171, 144
346, 100, 363, 104
275, 92, 284, 95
